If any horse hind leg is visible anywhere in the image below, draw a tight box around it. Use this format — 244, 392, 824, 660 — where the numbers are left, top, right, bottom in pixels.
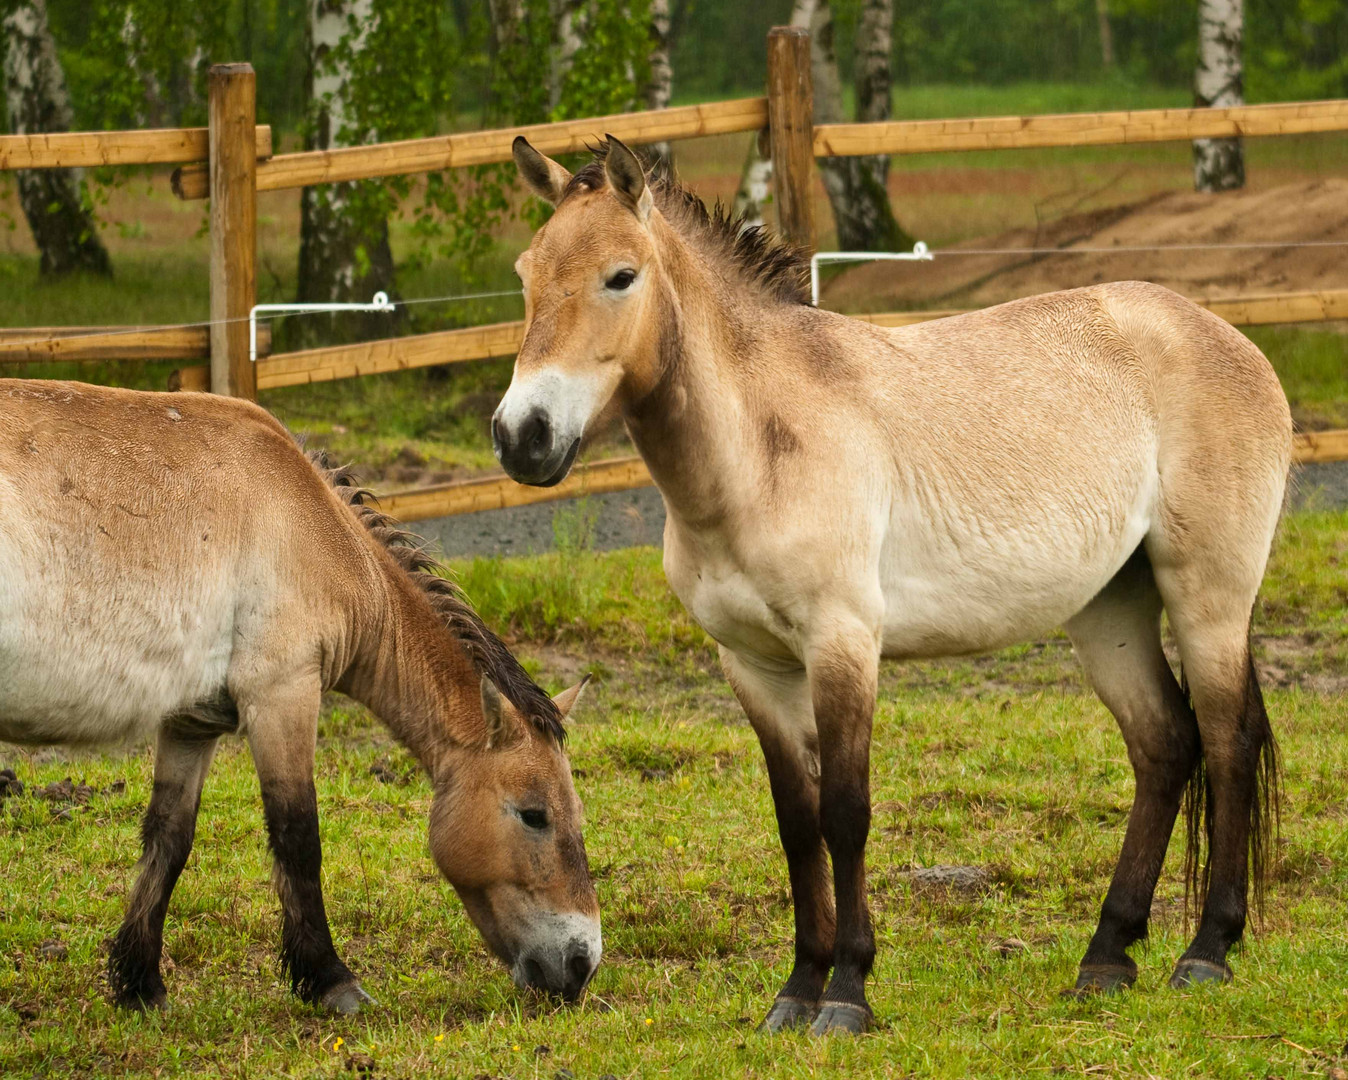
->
1153, 576, 1278, 988
1063, 547, 1200, 996
108, 724, 219, 1009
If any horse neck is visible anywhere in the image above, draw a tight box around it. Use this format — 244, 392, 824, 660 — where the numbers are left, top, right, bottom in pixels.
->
624, 223, 768, 526
341, 570, 482, 778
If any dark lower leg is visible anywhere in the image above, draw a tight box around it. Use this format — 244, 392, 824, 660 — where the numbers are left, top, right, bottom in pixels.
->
260, 781, 357, 1004
1172, 658, 1276, 986
810, 652, 878, 1033
760, 739, 835, 1024
1172, 759, 1254, 981
1075, 751, 1194, 991
108, 733, 216, 1008
817, 775, 874, 1013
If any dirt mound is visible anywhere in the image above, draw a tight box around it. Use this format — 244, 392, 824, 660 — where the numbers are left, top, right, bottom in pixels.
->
822, 178, 1348, 314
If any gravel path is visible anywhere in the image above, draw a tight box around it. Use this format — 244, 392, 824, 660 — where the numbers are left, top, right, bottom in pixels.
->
417, 461, 1348, 559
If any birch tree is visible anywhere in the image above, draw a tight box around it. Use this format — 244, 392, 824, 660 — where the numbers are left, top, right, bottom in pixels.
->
297, 0, 397, 343
1095, 0, 1115, 69
1193, 0, 1244, 192
795, 0, 912, 252
3, 0, 111, 276
644, 0, 672, 171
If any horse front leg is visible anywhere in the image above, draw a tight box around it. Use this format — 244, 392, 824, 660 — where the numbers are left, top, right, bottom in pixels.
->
108, 726, 218, 1008
244, 680, 373, 1014
807, 625, 881, 1036
720, 648, 835, 1032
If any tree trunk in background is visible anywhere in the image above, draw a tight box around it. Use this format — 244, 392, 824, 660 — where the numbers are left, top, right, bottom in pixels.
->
854, 0, 895, 209
1193, 0, 1244, 192
3, 0, 111, 277
644, 0, 673, 172
1096, 0, 1115, 69
550, 0, 584, 111
733, 129, 772, 228
297, 0, 398, 345
121, 10, 165, 127
794, 0, 911, 252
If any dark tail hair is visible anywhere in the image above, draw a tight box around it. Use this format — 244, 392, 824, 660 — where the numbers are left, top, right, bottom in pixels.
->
1181, 650, 1281, 927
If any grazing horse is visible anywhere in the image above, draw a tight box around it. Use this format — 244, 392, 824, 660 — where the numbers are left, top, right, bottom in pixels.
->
0, 381, 600, 1013
494, 137, 1290, 1035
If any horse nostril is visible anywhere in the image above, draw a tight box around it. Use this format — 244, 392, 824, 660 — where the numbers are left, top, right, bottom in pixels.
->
522, 956, 547, 990
564, 946, 593, 996
519, 409, 553, 464
491, 414, 508, 457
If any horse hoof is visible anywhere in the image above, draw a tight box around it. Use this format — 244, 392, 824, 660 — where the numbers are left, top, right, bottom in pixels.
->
759, 996, 818, 1033
1063, 962, 1137, 998
321, 981, 377, 1014
809, 1001, 874, 1037
1168, 958, 1232, 989
119, 990, 168, 1012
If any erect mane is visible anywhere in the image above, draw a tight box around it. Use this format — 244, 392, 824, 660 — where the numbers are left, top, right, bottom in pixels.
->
562, 140, 812, 306
308, 450, 565, 744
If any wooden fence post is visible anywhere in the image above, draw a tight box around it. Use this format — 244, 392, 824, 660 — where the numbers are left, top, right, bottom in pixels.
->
208, 63, 257, 399
766, 26, 815, 252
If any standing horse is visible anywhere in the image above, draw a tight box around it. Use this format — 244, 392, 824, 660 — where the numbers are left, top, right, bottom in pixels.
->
494, 137, 1290, 1035
0, 381, 599, 1012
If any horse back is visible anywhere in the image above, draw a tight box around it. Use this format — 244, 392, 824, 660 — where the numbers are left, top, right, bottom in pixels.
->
0, 380, 369, 746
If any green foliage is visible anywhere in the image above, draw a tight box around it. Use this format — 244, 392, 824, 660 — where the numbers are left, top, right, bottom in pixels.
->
551, 0, 653, 121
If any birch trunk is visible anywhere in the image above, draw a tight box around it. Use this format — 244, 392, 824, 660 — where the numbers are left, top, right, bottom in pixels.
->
644, 0, 673, 172
550, 0, 584, 111
3, 0, 111, 277
794, 0, 911, 252
121, 9, 164, 127
297, 0, 398, 345
1193, 0, 1244, 192
1096, 0, 1115, 69
733, 130, 772, 229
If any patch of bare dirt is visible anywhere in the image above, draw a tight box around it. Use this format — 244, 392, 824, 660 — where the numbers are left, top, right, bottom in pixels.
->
823, 178, 1348, 315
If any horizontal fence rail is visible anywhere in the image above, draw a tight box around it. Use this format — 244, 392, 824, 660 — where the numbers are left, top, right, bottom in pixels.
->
171, 97, 768, 199
0, 126, 272, 169
814, 99, 1348, 157
167, 287, 1348, 393
377, 428, 1348, 526
1, 324, 270, 364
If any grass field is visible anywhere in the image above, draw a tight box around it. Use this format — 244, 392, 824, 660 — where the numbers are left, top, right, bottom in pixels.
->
2, 509, 1346, 1079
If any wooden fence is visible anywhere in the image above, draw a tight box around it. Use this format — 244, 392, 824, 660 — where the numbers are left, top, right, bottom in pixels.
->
3, 27, 1348, 525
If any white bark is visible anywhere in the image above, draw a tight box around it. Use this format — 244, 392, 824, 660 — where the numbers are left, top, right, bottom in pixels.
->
121, 9, 164, 127
1193, 0, 1244, 192
854, 0, 892, 191
733, 131, 772, 229
550, 0, 584, 111
793, 0, 909, 251
645, 0, 672, 169
298, 0, 396, 334
3, 0, 110, 275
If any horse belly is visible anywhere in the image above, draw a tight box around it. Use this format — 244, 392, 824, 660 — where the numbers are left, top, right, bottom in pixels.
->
878, 467, 1156, 659
0, 509, 236, 746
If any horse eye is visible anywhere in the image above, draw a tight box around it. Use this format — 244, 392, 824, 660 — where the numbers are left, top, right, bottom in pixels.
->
606, 269, 636, 291
520, 808, 549, 830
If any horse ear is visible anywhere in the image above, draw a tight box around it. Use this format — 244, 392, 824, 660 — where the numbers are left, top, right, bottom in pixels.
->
552, 673, 592, 719
603, 135, 653, 223
480, 676, 522, 749
513, 136, 572, 206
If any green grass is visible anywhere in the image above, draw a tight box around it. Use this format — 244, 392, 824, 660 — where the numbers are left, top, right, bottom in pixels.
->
2, 510, 1346, 1078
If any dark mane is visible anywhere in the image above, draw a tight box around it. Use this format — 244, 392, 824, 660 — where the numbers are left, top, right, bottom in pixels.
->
563, 140, 812, 306
308, 450, 565, 744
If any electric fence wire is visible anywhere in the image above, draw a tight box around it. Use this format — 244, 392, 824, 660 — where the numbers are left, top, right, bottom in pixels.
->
4, 237, 1348, 356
